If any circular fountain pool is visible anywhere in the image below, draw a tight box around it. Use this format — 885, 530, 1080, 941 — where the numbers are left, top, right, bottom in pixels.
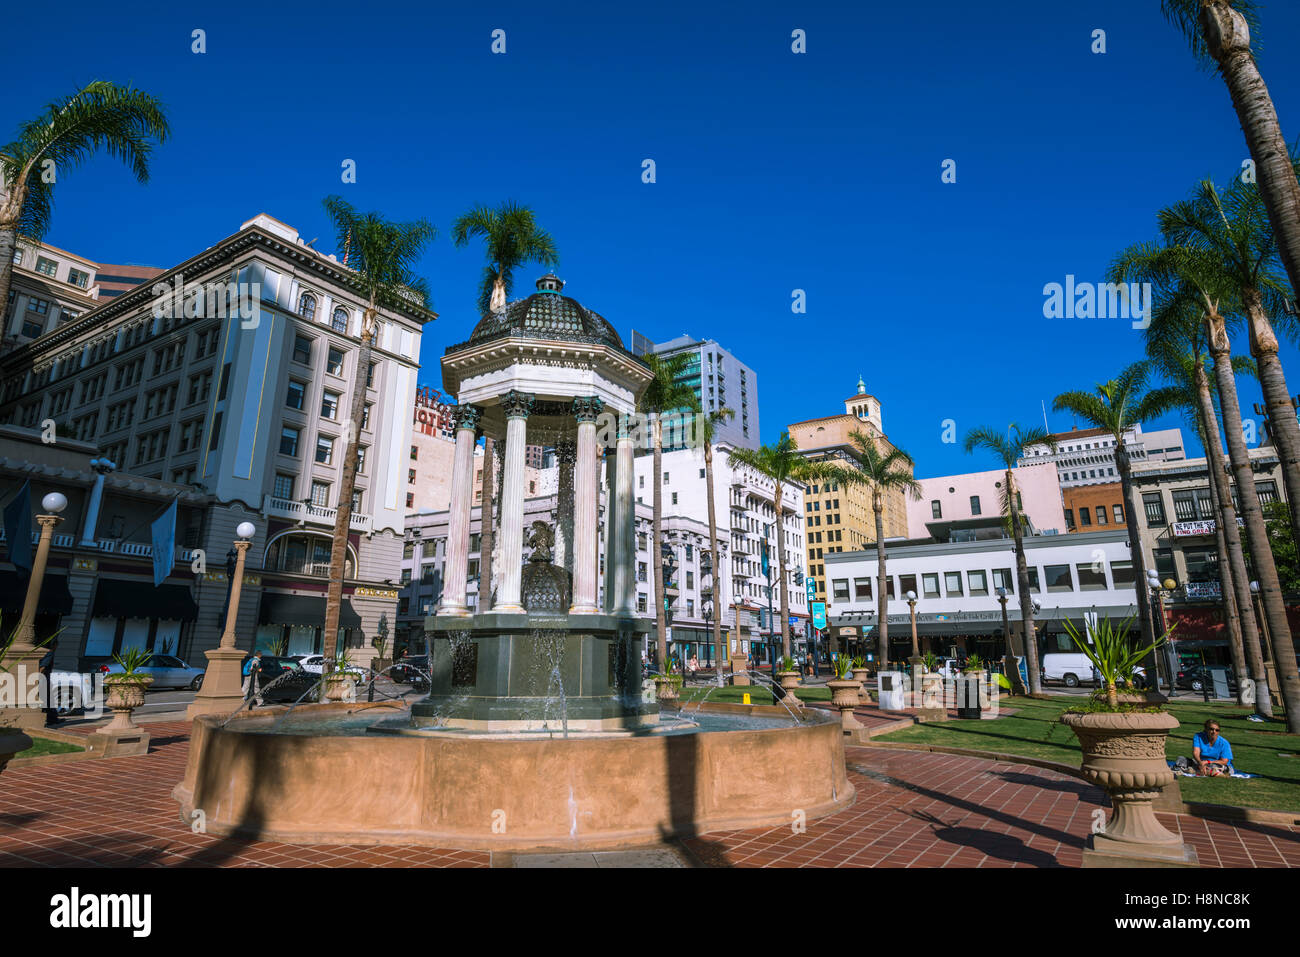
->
173, 701, 855, 850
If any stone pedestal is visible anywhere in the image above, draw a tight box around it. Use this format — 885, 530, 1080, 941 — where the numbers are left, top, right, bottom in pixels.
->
0, 649, 47, 729
186, 647, 249, 719
729, 657, 751, 685
776, 671, 803, 708
85, 726, 151, 758
827, 679, 862, 731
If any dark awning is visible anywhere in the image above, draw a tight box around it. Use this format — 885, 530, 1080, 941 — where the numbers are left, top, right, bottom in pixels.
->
92, 580, 199, 621
0, 571, 73, 615
258, 593, 361, 629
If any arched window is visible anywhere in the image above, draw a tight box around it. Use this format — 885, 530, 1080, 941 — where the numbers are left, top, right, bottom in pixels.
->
332, 307, 349, 333
298, 293, 317, 321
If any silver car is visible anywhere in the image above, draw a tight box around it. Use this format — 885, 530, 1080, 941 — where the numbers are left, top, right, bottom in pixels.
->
99, 654, 205, 690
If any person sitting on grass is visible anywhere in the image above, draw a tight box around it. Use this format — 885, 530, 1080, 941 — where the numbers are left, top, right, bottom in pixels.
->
1190, 719, 1234, 777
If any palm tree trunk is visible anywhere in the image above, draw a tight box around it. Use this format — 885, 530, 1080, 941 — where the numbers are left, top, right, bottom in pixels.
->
1208, 317, 1276, 717
1194, 361, 1252, 705
321, 319, 374, 671
1203, 2, 1300, 318
478, 435, 497, 611
1115, 444, 1160, 684
1007, 468, 1042, 695
0, 222, 18, 335
775, 482, 791, 659
704, 438, 724, 671
874, 491, 888, 668
1244, 290, 1300, 552
652, 416, 667, 670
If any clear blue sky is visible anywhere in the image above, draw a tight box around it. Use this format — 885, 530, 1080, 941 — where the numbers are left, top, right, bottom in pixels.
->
6, 0, 1300, 477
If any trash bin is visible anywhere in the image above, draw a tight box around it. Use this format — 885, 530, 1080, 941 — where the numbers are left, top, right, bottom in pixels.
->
878, 671, 906, 711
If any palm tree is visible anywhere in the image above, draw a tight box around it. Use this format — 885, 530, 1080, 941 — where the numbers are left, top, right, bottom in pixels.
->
1161, 2, 1300, 313
962, 424, 1057, 694
1053, 364, 1182, 685
1160, 176, 1300, 553
450, 201, 558, 316
728, 433, 854, 663
451, 201, 559, 608
843, 430, 921, 668
637, 352, 696, 669
0, 81, 170, 315
319, 196, 436, 671
1111, 227, 1286, 717
697, 401, 735, 672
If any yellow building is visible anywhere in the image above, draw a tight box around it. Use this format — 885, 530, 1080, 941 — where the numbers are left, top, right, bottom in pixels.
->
787, 377, 910, 601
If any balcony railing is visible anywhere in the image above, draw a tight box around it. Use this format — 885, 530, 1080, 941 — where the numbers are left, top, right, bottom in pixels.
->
0, 529, 198, 561
264, 494, 370, 532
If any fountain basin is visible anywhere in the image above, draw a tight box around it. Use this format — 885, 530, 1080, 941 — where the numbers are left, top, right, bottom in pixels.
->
173, 701, 855, 850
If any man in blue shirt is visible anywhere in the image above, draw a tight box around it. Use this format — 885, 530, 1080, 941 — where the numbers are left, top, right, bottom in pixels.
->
242, 650, 264, 703
1191, 719, 1234, 776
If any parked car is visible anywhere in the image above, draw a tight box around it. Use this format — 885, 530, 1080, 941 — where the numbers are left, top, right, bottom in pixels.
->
98, 654, 205, 690
241, 655, 317, 704
295, 654, 367, 680
1041, 652, 1098, 688
390, 657, 430, 690
1176, 664, 1237, 694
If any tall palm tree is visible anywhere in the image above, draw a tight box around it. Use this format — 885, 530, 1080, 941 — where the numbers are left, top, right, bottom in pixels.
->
697, 401, 735, 672
637, 352, 696, 669
1161, 2, 1300, 310
450, 201, 558, 316
843, 430, 921, 668
451, 201, 559, 608
1053, 364, 1182, 685
728, 433, 853, 662
962, 424, 1057, 694
0, 81, 170, 315
1111, 229, 1285, 717
319, 196, 436, 671
1160, 176, 1300, 549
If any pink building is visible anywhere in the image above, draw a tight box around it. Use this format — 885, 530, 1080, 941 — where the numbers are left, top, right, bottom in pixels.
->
907, 464, 1066, 538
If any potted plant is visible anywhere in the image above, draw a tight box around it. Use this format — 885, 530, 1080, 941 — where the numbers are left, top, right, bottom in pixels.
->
1058, 616, 1193, 865
322, 650, 358, 702
653, 666, 682, 703
372, 635, 392, 676
103, 647, 155, 733
849, 655, 872, 703
825, 655, 862, 730
775, 654, 803, 705
0, 627, 35, 775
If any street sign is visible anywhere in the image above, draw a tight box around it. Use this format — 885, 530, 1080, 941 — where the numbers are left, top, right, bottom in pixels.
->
788, 616, 798, 627
805, 578, 816, 603
811, 601, 827, 629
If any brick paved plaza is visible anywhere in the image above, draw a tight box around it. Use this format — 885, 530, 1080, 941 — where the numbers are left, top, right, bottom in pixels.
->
2, 719, 1297, 868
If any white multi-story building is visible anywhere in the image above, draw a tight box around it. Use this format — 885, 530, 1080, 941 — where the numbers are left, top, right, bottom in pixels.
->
824, 529, 1139, 664
629, 331, 759, 450
1020, 424, 1185, 490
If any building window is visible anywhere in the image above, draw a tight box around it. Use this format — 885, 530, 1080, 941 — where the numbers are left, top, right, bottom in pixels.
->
922, 573, 940, 598
944, 571, 963, 596
293, 335, 312, 364
1095, 506, 1106, 525
931, 500, 942, 519
992, 568, 1014, 593
311, 481, 330, 507
1076, 563, 1107, 591
406, 492, 414, 508
969, 495, 981, 516
1078, 507, 1091, 527
637, 593, 648, 614
286, 380, 306, 410
1142, 492, 1166, 527
1044, 564, 1073, 592
298, 293, 317, 320
207, 410, 223, 451
831, 579, 849, 602
332, 307, 349, 333
361, 403, 372, 430
410, 445, 418, 460
1109, 560, 1134, 586
67, 268, 90, 288
320, 391, 340, 419
1113, 504, 1124, 524
1155, 548, 1178, 585
1257, 480, 1280, 506
408, 469, 417, 484
327, 347, 344, 376
1171, 489, 1198, 522
366, 362, 376, 389
315, 436, 335, 465
280, 426, 300, 457
356, 446, 367, 473
35, 257, 57, 277
273, 474, 295, 499
968, 569, 988, 596
1064, 509, 1075, 529
853, 577, 872, 600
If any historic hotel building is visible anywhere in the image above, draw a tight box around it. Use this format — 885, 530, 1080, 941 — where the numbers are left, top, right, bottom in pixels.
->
0, 214, 431, 669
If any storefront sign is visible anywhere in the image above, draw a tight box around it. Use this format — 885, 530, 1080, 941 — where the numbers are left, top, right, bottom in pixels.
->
355, 586, 399, 599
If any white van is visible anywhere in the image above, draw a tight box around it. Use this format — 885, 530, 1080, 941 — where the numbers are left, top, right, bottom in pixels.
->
1042, 653, 1097, 688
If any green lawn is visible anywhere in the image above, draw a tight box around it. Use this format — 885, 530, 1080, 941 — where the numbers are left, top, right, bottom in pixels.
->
875, 695, 1300, 813
18, 735, 84, 759
680, 683, 833, 705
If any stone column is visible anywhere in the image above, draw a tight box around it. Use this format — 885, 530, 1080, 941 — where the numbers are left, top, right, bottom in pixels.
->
603, 445, 619, 613
554, 439, 576, 573
611, 413, 637, 616
496, 391, 534, 613
186, 536, 253, 719
1, 513, 63, 729
438, 404, 483, 616
79, 459, 115, 546
570, 398, 604, 613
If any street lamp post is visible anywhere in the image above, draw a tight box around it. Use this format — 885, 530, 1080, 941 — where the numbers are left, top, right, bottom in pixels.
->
2, 493, 67, 729
906, 590, 920, 667
187, 521, 258, 718
1145, 569, 1176, 693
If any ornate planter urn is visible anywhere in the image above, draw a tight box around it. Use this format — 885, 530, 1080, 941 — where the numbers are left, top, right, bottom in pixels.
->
826, 679, 862, 730
851, 668, 872, 703
103, 675, 153, 733
775, 670, 803, 707
323, 674, 356, 702
653, 677, 680, 703
1060, 710, 1197, 866
0, 728, 33, 775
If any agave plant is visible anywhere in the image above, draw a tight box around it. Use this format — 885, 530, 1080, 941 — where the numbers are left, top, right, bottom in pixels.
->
1062, 616, 1173, 710
835, 655, 854, 680
963, 654, 984, 674
921, 650, 939, 673
110, 647, 153, 679
779, 654, 797, 674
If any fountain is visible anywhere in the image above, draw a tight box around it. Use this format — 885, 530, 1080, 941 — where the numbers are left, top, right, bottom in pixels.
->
174, 276, 853, 849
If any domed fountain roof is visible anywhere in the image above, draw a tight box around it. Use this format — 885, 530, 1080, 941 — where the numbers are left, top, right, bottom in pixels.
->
465, 275, 624, 350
